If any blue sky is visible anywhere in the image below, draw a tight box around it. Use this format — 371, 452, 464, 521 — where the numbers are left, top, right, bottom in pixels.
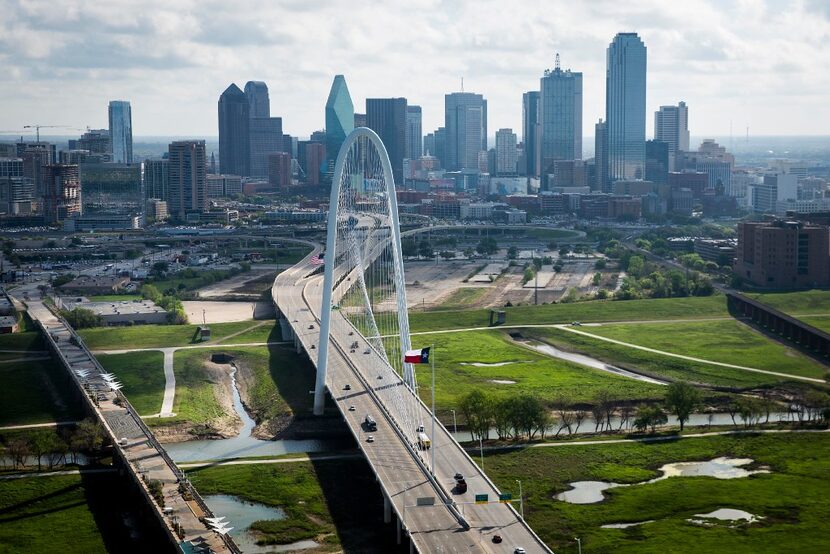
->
1, 0, 828, 139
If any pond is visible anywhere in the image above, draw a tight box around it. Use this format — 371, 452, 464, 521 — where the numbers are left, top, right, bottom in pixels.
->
202, 494, 320, 553
556, 457, 769, 504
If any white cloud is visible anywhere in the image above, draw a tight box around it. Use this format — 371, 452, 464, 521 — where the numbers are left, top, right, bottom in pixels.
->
0, 0, 827, 139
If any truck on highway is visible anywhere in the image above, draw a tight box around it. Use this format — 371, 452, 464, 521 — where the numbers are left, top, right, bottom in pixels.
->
417, 432, 431, 450
364, 415, 377, 432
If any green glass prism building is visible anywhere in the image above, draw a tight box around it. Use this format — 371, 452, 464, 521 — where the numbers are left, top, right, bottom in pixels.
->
325, 75, 354, 165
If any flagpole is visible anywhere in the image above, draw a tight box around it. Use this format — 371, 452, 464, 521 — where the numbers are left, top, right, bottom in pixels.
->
431, 343, 436, 476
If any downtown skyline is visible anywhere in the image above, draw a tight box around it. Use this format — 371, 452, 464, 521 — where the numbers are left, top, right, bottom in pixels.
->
1, 0, 829, 139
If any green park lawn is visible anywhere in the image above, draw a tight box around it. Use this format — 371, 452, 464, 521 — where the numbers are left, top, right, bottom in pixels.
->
748, 289, 830, 316
527, 324, 823, 389
186, 457, 401, 551
0, 359, 84, 426
795, 315, 830, 333
86, 294, 142, 302
0, 331, 45, 360
158, 348, 228, 427
409, 295, 730, 333
486, 432, 830, 553
95, 350, 166, 416
79, 320, 276, 350
0, 475, 111, 552
576, 320, 827, 380
417, 330, 664, 417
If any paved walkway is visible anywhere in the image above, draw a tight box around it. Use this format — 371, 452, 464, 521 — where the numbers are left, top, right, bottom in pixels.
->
160, 348, 176, 417
0, 421, 80, 431
0, 356, 52, 364
178, 452, 362, 469
0, 468, 118, 480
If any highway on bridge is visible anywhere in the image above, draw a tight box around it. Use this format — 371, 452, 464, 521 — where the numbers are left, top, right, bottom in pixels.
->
273, 245, 551, 554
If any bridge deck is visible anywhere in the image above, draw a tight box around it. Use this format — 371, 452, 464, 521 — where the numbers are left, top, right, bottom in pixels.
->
274, 246, 551, 554
28, 300, 238, 554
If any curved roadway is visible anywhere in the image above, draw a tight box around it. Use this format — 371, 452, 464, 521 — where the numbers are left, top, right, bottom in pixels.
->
273, 243, 551, 553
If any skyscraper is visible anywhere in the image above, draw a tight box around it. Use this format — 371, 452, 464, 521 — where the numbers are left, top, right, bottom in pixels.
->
249, 117, 283, 178
168, 140, 207, 220
594, 119, 608, 191
522, 91, 540, 177
143, 159, 169, 200
108, 101, 133, 164
366, 98, 407, 183
325, 75, 354, 164
406, 105, 423, 161
655, 102, 689, 173
606, 32, 647, 183
539, 57, 582, 172
495, 128, 518, 176
244, 81, 270, 118
43, 164, 81, 224
218, 84, 250, 176
444, 92, 487, 171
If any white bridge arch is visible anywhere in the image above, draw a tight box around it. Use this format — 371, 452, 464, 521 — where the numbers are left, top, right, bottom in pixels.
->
315, 128, 420, 441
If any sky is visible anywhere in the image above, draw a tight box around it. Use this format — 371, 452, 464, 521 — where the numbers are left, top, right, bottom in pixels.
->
1, 0, 829, 141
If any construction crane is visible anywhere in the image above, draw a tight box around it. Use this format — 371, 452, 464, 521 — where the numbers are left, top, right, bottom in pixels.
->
23, 125, 75, 142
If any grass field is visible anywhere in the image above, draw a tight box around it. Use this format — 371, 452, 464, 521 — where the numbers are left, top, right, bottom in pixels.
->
0, 359, 84, 426
527, 327, 804, 389
0, 473, 168, 552
429, 287, 491, 310
409, 295, 730, 333
161, 349, 227, 427
417, 330, 664, 416
486, 432, 830, 553
796, 315, 830, 333
580, 320, 827, 380
95, 351, 166, 415
86, 294, 142, 302
186, 457, 402, 551
748, 289, 830, 316
0, 331, 45, 361
231, 345, 315, 428
79, 320, 277, 350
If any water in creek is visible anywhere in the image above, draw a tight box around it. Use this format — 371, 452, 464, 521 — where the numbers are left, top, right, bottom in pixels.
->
531, 343, 668, 385
556, 457, 769, 504
166, 364, 350, 463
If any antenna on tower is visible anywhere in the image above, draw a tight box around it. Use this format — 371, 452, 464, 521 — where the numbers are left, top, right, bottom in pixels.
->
461, 77, 464, 92
555, 52, 561, 70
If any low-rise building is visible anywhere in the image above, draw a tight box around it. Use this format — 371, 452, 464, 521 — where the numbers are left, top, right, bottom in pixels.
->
60, 297, 168, 326
0, 315, 18, 333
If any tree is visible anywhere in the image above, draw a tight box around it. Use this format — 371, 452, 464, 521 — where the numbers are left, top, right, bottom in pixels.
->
463, 247, 475, 259
439, 250, 456, 260
401, 238, 418, 257
476, 237, 498, 255
592, 272, 602, 286
459, 390, 493, 440
52, 273, 76, 287
75, 419, 105, 460
664, 382, 701, 431
151, 261, 169, 275
61, 308, 103, 329
559, 246, 570, 258
29, 431, 57, 471
7, 437, 30, 469
418, 240, 434, 258
493, 399, 513, 440
627, 255, 645, 278
633, 405, 667, 434
507, 246, 518, 260
594, 258, 607, 270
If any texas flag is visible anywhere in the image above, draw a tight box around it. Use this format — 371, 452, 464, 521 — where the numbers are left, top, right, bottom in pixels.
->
404, 347, 431, 364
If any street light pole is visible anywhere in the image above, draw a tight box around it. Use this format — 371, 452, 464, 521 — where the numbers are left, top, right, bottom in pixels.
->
575, 537, 582, 554
515, 479, 524, 520
451, 409, 457, 435
431, 344, 436, 475
479, 436, 484, 470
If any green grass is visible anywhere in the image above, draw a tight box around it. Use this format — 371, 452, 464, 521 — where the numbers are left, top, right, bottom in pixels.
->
527, 327, 804, 389
429, 287, 490, 310
796, 315, 830, 333
0, 331, 45, 361
229, 345, 315, 429
0, 474, 110, 552
580, 320, 827, 380
0, 359, 84, 426
409, 295, 730, 333
96, 351, 165, 415
186, 457, 401, 551
86, 294, 142, 302
485, 432, 830, 553
161, 349, 227, 427
79, 320, 274, 350
419, 330, 664, 418
748, 289, 830, 316
216, 321, 281, 345
0, 472, 168, 552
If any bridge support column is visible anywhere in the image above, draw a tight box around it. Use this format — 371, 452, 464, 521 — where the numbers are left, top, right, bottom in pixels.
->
396, 516, 402, 545
383, 494, 392, 523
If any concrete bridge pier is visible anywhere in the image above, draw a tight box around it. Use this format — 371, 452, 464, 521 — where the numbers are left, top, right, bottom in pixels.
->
384, 494, 392, 524
396, 516, 402, 545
